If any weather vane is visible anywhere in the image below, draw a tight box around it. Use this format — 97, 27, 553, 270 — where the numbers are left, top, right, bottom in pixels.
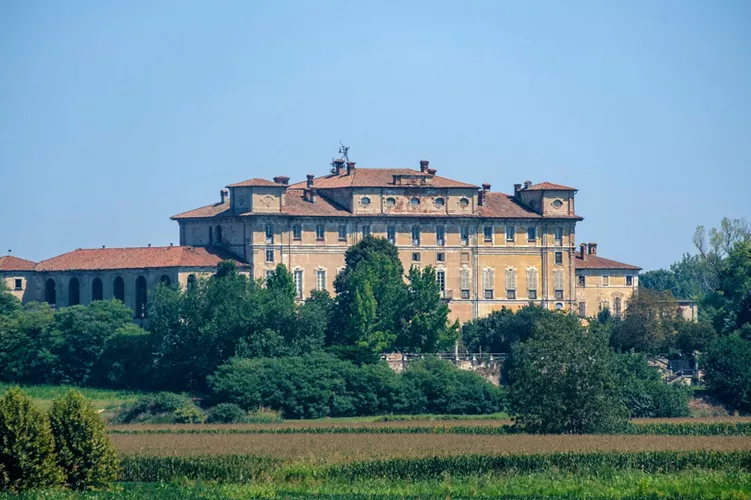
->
338, 141, 350, 162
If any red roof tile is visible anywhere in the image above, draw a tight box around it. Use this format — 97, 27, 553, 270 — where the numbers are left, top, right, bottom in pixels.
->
478, 193, 542, 218
0, 256, 37, 271
524, 182, 577, 191
171, 201, 232, 220
575, 254, 641, 270
227, 178, 282, 188
283, 189, 351, 216
289, 168, 478, 189
35, 246, 246, 272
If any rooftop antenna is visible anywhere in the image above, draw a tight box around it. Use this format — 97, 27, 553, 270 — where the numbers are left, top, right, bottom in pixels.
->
338, 141, 350, 162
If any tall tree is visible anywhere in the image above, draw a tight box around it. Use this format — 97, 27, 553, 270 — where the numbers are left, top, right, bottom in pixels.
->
399, 266, 458, 353
610, 289, 679, 353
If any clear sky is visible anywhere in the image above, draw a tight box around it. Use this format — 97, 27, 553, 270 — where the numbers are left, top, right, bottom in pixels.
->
1, 0, 749, 271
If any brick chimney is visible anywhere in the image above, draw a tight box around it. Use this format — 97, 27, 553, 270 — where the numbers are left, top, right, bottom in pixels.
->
588, 242, 598, 256
304, 175, 317, 203
220, 189, 229, 203
346, 161, 355, 175
306, 174, 314, 188
514, 183, 522, 201
273, 176, 289, 186
427, 168, 437, 175
523, 180, 532, 189
478, 183, 491, 206
333, 159, 345, 175
579, 243, 587, 260
419, 160, 429, 173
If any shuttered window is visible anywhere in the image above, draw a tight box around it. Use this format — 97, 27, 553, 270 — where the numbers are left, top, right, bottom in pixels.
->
527, 268, 538, 299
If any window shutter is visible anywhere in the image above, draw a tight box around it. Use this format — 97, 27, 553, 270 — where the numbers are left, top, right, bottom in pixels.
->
527, 268, 538, 291
483, 268, 494, 290
505, 268, 516, 290
553, 269, 564, 290
460, 268, 470, 290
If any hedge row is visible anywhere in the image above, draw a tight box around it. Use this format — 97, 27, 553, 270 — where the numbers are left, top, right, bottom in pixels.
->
109, 422, 751, 436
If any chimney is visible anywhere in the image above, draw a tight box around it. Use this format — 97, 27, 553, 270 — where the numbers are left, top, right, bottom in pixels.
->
273, 176, 290, 186
306, 174, 314, 189
419, 160, 429, 173
588, 242, 598, 256
346, 161, 355, 175
220, 189, 227, 203
427, 168, 437, 175
523, 180, 532, 189
478, 183, 491, 206
333, 159, 345, 175
514, 183, 522, 201
148, 243, 151, 247
580, 243, 587, 260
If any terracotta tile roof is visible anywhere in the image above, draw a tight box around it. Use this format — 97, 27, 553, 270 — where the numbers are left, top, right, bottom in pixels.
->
478, 193, 542, 218
524, 182, 577, 191
289, 168, 479, 189
171, 201, 232, 220
34, 246, 246, 272
575, 254, 641, 270
226, 178, 282, 188
0, 256, 37, 271
284, 189, 351, 216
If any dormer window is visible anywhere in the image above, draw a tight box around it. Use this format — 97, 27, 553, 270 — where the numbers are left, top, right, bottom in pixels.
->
361, 197, 371, 207
552, 199, 564, 209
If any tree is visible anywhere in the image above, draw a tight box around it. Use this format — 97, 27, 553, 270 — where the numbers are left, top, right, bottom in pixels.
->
702, 334, 751, 413
613, 354, 690, 418
640, 254, 708, 300
0, 281, 21, 317
674, 319, 716, 352
509, 313, 627, 433
0, 302, 58, 384
462, 305, 553, 353
49, 390, 120, 490
0, 387, 63, 491
88, 324, 153, 389
701, 241, 751, 334
610, 289, 679, 353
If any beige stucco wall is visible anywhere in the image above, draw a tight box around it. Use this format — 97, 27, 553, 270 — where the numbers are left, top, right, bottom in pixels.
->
575, 269, 638, 318
1, 272, 34, 302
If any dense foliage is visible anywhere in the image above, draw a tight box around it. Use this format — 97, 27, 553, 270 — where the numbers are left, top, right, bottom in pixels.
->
613, 354, 691, 418
115, 392, 204, 424
702, 334, 751, 413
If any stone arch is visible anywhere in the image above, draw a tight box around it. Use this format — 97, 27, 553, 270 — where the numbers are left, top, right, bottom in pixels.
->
135, 276, 147, 318
44, 278, 56, 306
68, 277, 80, 306
113, 276, 125, 302
187, 274, 196, 291
91, 277, 103, 301
613, 297, 622, 318
160, 274, 171, 286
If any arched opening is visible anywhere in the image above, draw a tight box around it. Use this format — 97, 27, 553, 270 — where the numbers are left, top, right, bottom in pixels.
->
91, 278, 103, 301
135, 276, 147, 318
68, 278, 80, 306
44, 279, 56, 306
113, 276, 125, 302
160, 274, 171, 286
216, 225, 223, 244
187, 274, 196, 292
614, 297, 622, 318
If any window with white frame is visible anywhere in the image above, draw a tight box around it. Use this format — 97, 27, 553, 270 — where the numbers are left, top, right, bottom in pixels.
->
483, 268, 494, 299
265, 248, 274, 262
578, 275, 586, 287
436, 252, 445, 262
505, 267, 517, 299
293, 269, 303, 299
265, 223, 274, 244
554, 227, 563, 246
412, 225, 420, 246
460, 226, 470, 246
338, 224, 347, 241
483, 226, 493, 243
505, 225, 515, 242
387, 225, 396, 244
626, 275, 633, 286
436, 226, 445, 246
555, 252, 563, 265
460, 268, 470, 299
292, 224, 302, 240
602, 275, 610, 286
527, 268, 538, 300
437, 270, 446, 297
316, 269, 326, 291
315, 224, 325, 241
553, 268, 565, 300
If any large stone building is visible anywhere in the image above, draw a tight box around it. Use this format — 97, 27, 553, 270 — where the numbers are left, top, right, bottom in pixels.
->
5, 158, 642, 323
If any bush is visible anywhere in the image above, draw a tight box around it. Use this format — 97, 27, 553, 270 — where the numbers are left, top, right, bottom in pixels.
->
702, 334, 751, 413
614, 354, 690, 418
0, 387, 63, 491
173, 405, 206, 424
115, 392, 203, 424
207, 403, 247, 424
245, 407, 283, 424
49, 390, 120, 489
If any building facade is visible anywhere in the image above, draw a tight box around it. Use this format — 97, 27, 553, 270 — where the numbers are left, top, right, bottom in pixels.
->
574, 243, 641, 319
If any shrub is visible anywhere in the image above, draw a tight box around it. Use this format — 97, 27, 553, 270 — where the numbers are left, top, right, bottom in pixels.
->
245, 407, 283, 424
0, 387, 63, 491
49, 390, 120, 490
173, 405, 206, 424
702, 334, 751, 413
207, 403, 247, 424
115, 392, 202, 424
614, 354, 690, 418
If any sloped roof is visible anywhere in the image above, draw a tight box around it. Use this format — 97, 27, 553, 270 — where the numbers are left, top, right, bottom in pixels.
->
524, 182, 577, 191
0, 256, 37, 271
171, 201, 233, 220
575, 254, 641, 270
35, 246, 246, 272
289, 168, 478, 189
226, 178, 283, 188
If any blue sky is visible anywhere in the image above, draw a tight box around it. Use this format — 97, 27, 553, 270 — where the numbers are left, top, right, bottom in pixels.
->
1, 0, 749, 270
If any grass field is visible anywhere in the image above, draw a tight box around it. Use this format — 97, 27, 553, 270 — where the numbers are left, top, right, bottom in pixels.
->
0, 383, 143, 413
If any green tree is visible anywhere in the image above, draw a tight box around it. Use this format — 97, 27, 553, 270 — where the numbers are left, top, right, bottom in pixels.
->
462, 305, 553, 353
0, 387, 63, 491
613, 354, 690, 418
49, 390, 120, 490
399, 266, 458, 352
701, 241, 751, 334
702, 334, 751, 413
88, 324, 153, 389
0, 281, 21, 317
610, 289, 679, 353
0, 302, 58, 384
509, 314, 627, 433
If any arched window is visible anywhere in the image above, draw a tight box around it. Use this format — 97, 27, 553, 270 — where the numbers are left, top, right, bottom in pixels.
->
216, 225, 222, 243
113, 276, 125, 302
187, 274, 196, 291
44, 279, 56, 306
160, 275, 171, 286
68, 278, 80, 306
91, 278, 103, 301
135, 276, 147, 318
614, 297, 622, 318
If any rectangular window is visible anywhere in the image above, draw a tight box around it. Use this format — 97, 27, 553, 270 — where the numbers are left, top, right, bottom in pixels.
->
460, 226, 469, 246
555, 290, 564, 300
554, 227, 563, 246
315, 224, 325, 241
505, 268, 517, 299
14, 279, 22, 290
626, 275, 633, 286
436, 252, 445, 263
579, 302, 587, 317
528, 289, 537, 299
292, 224, 302, 240
412, 252, 420, 262
527, 268, 538, 300
602, 275, 609, 286
484, 289, 494, 299
437, 270, 446, 297
553, 269, 564, 300
293, 270, 303, 299
387, 225, 396, 244
555, 252, 563, 265
436, 226, 445, 246
316, 269, 326, 291
462, 290, 470, 299
460, 252, 469, 264
483, 226, 493, 243
507, 289, 516, 299
460, 268, 470, 299
578, 275, 586, 287
265, 223, 274, 244
505, 226, 515, 242
412, 226, 420, 246
338, 224, 347, 241
527, 227, 537, 242
265, 249, 274, 262
362, 225, 371, 238
483, 268, 494, 299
